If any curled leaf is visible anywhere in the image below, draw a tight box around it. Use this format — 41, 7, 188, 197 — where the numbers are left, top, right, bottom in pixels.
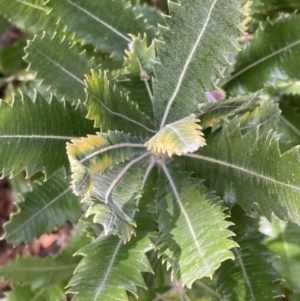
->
145, 114, 206, 157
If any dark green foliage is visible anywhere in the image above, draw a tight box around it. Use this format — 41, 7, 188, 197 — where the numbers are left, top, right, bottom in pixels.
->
1, 0, 300, 300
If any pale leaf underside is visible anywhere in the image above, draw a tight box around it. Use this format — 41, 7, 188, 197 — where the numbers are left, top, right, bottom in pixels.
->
145, 114, 206, 156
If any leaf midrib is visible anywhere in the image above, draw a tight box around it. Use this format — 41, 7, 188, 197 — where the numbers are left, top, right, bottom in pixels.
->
4, 188, 71, 240
222, 38, 300, 86
161, 163, 211, 273
94, 239, 123, 300
87, 89, 156, 134
29, 43, 85, 86
79, 143, 146, 164
184, 153, 300, 192
160, 0, 219, 128
66, 0, 131, 43
233, 248, 256, 301
0, 135, 78, 140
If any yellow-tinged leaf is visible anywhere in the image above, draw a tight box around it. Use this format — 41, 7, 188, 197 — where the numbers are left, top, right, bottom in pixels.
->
145, 114, 206, 157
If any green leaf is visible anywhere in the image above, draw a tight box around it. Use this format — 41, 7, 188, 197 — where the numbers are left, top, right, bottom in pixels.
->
198, 94, 260, 132
153, 0, 245, 127
156, 166, 236, 287
135, 3, 165, 36
83, 196, 135, 242
67, 131, 147, 196
25, 33, 94, 103
263, 217, 300, 292
200, 92, 281, 137
0, 245, 81, 289
133, 3, 165, 46
67, 234, 153, 301
0, 92, 95, 178
119, 34, 155, 118
277, 102, 300, 151
0, 39, 27, 74
3, 169, 81, 245
0, 0, 58, 34
226, 96, 280, 135
49, 0, 151, 58
145, 114, 206, 156
178, 126, 300, 224
251, 0, 300, 20
82, 161, 150, 242
4, 284, 66, 301
216, 206, 281, 301
67, 132, 152, 241
200, 91, 281, 137
85, 70, 156, 138
223, 15, 300, 96
0, 225, 89, 291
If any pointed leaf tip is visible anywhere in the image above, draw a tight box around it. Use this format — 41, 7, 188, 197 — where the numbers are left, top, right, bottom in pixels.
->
145, 114, 206, 157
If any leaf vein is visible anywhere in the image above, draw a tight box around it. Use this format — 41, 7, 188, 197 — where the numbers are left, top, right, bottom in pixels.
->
223, 39, 300, 86
160, 163, 210, 273
233, 248, 256, 301
184, 153, 300, 192
66, 0, 131, 43
94, 239, 123, 300
30, 44, 85, 86
4, 188, 71, 239
79, 143, 146, 164
160, 0, 218, 128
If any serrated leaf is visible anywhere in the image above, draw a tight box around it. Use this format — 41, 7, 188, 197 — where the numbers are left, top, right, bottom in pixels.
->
82, 161, 150, 242
223, 15, 300, 96
145, 114, 206, 156
85, 70, 156, 138
67, 132, 151, 241
83, 196, 135, 242
199, 93, 281, 135
0, 248, 79, 289
67, 234, 153, 301
67, 131, 147, 196
156, 166, 236, 287
4, 284, 66, 301
0, 0, 58, 34
135, 3, 165, 37
3, 169, 81, 245
0, 92, 94, 178
216, 206, 281, 301
226, 97, 280, 134
49, 0, 151, 58
0, 226, 89, 291
179, 126, 300, 224
25, 33, 94, 103
198, 94, 258, 131
118, 34, 156, 118
153, 0, 245, 127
